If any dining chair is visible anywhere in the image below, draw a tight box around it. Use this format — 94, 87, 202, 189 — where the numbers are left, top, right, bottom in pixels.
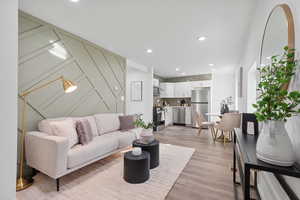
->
214, 113, 241, 144
196, 112, 216, 141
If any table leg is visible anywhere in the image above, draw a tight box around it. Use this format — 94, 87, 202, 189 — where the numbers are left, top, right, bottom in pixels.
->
254, 170, 257, 188
233, 133, 236, 184
218, 131, 224, 139
244, 166, 251, 200
214, 129, 218, 141
216, 131, 231, 143
209, 126, 216, 142
223, 131, 226, 145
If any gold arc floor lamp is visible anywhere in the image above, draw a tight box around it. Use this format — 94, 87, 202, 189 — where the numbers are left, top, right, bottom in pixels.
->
17, 76, 77, 191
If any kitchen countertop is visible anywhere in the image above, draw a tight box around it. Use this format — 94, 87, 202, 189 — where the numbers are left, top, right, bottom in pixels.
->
163, 106, 191, 108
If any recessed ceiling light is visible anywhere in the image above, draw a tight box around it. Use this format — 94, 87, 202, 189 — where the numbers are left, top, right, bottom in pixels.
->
70, 0, 80, 2
175, 68, 180, 71
146, 49, 153, 53
209, 64, 214, 67
197, 36, 207, 41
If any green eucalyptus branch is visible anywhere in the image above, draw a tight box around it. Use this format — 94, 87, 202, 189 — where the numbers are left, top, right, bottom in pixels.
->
253, 46, 300, 122
134, 118, 153, 129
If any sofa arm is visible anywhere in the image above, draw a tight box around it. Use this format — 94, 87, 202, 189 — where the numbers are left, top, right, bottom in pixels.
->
25, 131, 69, 179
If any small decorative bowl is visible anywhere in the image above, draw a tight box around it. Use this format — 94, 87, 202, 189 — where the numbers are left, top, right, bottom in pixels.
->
132, 147, 142, 156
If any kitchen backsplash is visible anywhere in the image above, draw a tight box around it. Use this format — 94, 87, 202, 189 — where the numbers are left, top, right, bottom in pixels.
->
161, 98, 191, 106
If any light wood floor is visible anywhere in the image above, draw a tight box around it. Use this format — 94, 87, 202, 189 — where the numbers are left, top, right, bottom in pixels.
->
156, 126, 243, 200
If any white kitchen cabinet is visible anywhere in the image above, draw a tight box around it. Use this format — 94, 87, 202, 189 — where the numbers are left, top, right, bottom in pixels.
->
184, 82, 192, 97
174, 82, 191, 98
164, 107, 173, 126
185, 106, 192, 125
190, 81, 201, 89
174, 82, 185, 97
202, 80, 212, 87
161, 81, 211, 98
153, 78, 159, 87
191, 80, 212, 89
160, 83, 174, 98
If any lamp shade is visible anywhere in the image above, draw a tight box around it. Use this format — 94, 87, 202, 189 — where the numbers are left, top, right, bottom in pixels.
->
63, 79, 77, 93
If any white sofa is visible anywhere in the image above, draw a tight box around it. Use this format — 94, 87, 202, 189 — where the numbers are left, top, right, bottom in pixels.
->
25, 113, 142, 191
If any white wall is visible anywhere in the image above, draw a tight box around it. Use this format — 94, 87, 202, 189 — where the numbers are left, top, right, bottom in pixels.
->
211, 70, 236, 118
240, 0, 300, 199
247, 62, 258, 113
0, 1, 18, 200
126, 60, 153, 123
240, 0, 300, 112
240, 0, 300, 159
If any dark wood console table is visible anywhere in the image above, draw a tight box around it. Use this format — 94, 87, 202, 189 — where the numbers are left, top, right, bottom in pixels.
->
233, 128, 300, 200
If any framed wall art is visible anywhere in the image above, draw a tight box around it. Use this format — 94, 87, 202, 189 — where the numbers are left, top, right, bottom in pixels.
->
131, 81, 143, 101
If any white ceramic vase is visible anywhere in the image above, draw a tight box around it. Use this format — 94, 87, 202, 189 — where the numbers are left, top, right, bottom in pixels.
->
140, 129, 155, 144
256, 120, 295, 166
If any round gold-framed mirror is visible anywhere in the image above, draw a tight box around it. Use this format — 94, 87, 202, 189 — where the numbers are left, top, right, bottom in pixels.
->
260, 4, 295, 70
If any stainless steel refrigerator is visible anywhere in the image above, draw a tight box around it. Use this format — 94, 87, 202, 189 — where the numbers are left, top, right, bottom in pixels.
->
191, 88, 210, 127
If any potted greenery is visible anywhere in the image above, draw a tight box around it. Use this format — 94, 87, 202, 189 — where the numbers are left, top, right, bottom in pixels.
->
253, 46, 300, 166
134, 117, 154, 144
220, 96, 233, 114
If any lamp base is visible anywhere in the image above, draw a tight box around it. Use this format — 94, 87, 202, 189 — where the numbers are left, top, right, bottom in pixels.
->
16, 177, 33, 191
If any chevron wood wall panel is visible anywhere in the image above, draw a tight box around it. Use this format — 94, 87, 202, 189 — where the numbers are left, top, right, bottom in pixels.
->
18, 11, 126, 175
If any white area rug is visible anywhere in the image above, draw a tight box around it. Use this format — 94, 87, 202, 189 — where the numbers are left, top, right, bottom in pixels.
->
17, 144, 195, 200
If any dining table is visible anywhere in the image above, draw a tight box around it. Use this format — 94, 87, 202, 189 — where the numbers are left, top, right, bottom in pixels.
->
205, 113, 231, 143
205, 113, 223, 118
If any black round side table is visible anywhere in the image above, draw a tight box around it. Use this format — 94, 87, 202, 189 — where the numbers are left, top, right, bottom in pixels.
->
123, 151, 150, 184
133, 139, 159, 169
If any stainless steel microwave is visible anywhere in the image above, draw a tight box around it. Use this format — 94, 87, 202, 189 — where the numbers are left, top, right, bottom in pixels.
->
153, 87, 160, 96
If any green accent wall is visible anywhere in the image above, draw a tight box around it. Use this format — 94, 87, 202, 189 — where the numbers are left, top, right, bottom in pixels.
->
18, 11, 126, 177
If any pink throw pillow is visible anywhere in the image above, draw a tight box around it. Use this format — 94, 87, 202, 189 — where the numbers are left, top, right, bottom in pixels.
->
119, 115, 135, 131
76, 119, 93, 145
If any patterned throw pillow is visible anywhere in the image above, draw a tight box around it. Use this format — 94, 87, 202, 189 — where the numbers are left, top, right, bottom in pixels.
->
76, 119, 93, 145
119, 115, 135, 131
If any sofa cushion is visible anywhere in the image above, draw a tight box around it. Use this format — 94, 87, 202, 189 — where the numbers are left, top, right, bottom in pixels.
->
94, 113, 123, 135
39, 116, 98, 137
38, 117, 68, 135
117, 131, 137, 148
50, 119, 79, 149
67, 133, 119, 168
73, 116, 98, 137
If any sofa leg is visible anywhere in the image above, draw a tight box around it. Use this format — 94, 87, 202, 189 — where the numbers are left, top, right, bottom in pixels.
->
56, 178, 60, 192
32, 168, 37, 176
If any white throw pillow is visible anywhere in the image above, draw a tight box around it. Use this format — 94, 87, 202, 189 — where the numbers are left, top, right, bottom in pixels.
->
38, 117, 68, 135
94, 113, 123, 135
50, 119, 79, 148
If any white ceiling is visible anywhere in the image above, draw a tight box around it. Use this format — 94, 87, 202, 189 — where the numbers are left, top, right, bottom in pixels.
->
20, 0, 257, 78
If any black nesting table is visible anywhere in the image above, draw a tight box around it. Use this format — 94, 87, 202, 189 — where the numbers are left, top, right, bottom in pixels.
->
234, 128, 300, 200
123, 151, 150, 184
133, 139, 160, 169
